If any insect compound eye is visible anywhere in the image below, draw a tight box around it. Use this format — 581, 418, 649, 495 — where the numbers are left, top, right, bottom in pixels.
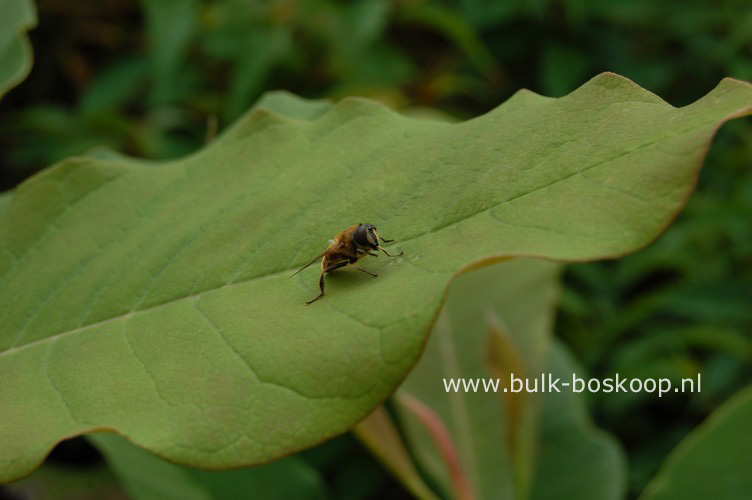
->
354, 224, 370, 247
366, 228, 378, 247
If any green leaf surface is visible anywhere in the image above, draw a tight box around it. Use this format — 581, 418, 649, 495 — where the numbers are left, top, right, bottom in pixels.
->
640, 385, 752, 500
0, 190, 12, 213
89, 432, 328, 500
250, 90, 332, 121
1, 73, 751, 482
0, 0, 36, 99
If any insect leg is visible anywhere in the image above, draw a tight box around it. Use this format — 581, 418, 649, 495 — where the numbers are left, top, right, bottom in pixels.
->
379, 236, 394, 243
367, 252, 378, 257
354, 266, 378, 277
377, 246, 404, 258
305, 274, 326, 305
305, 261, 348, 305
325, 262, 349, 273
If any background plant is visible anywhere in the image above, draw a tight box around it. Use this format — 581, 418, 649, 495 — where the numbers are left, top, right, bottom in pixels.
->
1, 0, 751, 499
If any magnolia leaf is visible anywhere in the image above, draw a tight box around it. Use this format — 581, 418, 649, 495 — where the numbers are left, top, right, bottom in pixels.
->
0, 0, 36, 99
530, 341, 627, 500
353, 406, 439, 500
1, 73, 751, 482
395, 259, 625, 500
0, 191, 12, 213
395, 259, 562, 498
250, 90, 332, 120
396, 391, 476, 500
640, 385, 752, 500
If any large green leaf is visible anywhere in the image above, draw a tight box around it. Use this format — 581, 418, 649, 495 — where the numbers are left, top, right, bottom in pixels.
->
1, 73, 751, 482
0, 0, 36, 99
640, 385, 752, 500
0, 191, 12, 213
394, 259, 625, 499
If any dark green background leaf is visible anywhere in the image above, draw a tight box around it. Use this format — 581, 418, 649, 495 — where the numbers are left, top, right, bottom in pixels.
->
395, 259, 626, 500
640, 385, 752, 500
90, 432, 328, 500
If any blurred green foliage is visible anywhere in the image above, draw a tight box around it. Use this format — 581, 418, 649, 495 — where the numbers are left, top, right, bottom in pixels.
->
0, 0, 36, 100
1, 0, 750, 498
4, 0, 752, 188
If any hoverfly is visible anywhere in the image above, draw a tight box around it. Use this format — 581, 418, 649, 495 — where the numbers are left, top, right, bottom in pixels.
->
290, 223, 403, 305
